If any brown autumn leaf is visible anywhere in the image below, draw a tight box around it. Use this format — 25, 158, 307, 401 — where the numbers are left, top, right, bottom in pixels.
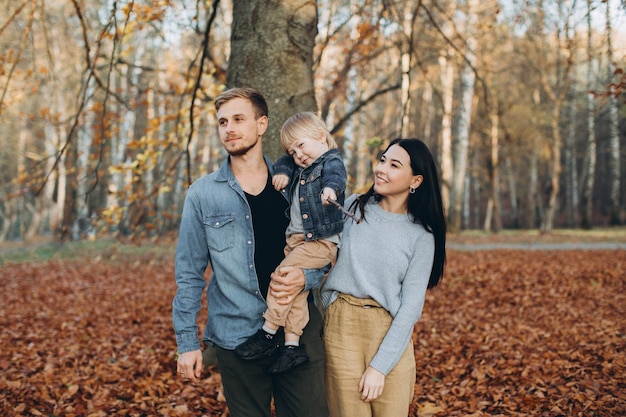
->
418, 401, 446, 416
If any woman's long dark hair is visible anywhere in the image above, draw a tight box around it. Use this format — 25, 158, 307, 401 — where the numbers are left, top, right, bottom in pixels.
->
350, 138, 446, 288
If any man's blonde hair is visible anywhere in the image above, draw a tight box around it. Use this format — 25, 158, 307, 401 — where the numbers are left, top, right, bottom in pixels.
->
280, 112, 337, 152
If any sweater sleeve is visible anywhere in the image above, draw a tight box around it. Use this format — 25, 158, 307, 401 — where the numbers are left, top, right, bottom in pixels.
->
369, 232, 435, 375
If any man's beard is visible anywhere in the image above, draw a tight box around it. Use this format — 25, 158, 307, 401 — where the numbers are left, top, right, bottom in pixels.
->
226, 138, 258, 156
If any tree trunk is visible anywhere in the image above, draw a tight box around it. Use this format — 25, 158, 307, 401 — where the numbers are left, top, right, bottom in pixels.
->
60, 140, 78, 241
505, 157, 519, 228
463, 173, 471, 229
581, 0, 596, 229
122, 47, 150, 237
489, 104, 502, 232
75, 91, 94, 236
447, 0, 477, 233
0, 200, 16, 242
483, 198, 493, 232
536, 0, 573, 233
438, 0, 457, 219
527, 88, 542, 229
228, 0, 318, 161
524, 146, 541, 229
400, 8, 414, 138
541, 102, 562, 233
606, 0, 622, 225
421, 82, 433, 146
355, 110, 370, 193
565, 83, 578, 227
344, 68, 358, 191
439, 53, 454, 214
41, 125, 61, 236
472, 152, 481, 229
17, 126, 27, 240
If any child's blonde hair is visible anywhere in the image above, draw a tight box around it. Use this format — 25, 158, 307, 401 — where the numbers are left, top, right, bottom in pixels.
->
280, 112, 337, 152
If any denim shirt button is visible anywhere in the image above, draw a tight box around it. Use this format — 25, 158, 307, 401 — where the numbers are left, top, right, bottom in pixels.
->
300, 179, 306, 185
306, 233, 313, 239
302, 214, 309, 219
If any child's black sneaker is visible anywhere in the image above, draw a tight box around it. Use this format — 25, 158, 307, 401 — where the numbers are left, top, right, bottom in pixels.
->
235, 329, 279, 360
268, 345, 309, 374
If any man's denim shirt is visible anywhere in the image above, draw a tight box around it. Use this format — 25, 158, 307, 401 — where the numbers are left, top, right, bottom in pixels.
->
274, 148, 347, 241
172, 156, 327, 353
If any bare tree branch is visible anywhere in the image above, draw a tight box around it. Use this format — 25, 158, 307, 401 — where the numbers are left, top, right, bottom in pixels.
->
0, 2, 35, 116
330, 83, 401, 136
185, 0, 221, 187
0, 0, 29, 37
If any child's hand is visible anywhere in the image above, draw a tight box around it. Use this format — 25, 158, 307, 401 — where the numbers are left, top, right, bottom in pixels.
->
321, 187, 337, 205
272, 174, 290, 191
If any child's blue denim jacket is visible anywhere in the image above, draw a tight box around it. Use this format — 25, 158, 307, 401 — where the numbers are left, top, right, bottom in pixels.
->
273, 148, 347, 241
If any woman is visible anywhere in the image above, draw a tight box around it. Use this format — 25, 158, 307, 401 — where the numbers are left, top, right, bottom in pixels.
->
321, 138, 446, 417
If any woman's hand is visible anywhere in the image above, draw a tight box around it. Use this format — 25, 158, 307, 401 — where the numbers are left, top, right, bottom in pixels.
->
270, 266, 306, 305
358, 366, 385, 402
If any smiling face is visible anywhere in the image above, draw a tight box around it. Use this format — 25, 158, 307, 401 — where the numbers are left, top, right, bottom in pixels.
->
216, 97, 267, 156
286, 135, 329, 168
373, 144, 423, 200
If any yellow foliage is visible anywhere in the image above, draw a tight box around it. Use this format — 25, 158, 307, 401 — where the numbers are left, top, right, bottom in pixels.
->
108, 165, 123, 175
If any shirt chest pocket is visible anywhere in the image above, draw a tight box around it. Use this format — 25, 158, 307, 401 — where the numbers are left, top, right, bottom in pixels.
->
203, 214, 235, 252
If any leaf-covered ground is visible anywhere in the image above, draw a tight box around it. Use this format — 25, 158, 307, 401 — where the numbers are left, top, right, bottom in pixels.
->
1, 248, 624, 416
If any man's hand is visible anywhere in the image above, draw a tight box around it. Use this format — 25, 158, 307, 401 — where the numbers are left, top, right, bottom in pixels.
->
270, 266, 306, 306
177, 350, 203, 383
359, 366, 385, 402
272, 174, 290, 191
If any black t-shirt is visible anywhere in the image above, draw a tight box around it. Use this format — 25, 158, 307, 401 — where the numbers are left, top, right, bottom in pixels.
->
245, 179, 289, 299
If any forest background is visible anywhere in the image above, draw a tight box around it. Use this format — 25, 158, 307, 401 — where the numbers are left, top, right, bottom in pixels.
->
0, 0, 625, 242
1, 2, 625, 416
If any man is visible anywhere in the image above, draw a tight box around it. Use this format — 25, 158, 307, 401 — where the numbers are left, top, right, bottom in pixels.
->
172, 87, 329, 417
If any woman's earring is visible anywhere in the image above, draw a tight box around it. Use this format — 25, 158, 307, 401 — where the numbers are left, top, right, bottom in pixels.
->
409, 186, 416, 194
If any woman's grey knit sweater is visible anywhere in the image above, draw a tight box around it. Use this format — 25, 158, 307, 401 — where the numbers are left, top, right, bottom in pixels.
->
320, 195, 435, 375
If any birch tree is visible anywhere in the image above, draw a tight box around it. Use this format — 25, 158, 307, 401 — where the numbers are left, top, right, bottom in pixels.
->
528, 88, 542, 229
580, 0, 597, 229
605, 0, 622, 225
447, 0, 479, 233
437, 0, 457, 214
534, 0, 574, 233
397, 3, 417, 138
564, 77, 579, 227
485, 100, 502, 232
564, 18, 579, 227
